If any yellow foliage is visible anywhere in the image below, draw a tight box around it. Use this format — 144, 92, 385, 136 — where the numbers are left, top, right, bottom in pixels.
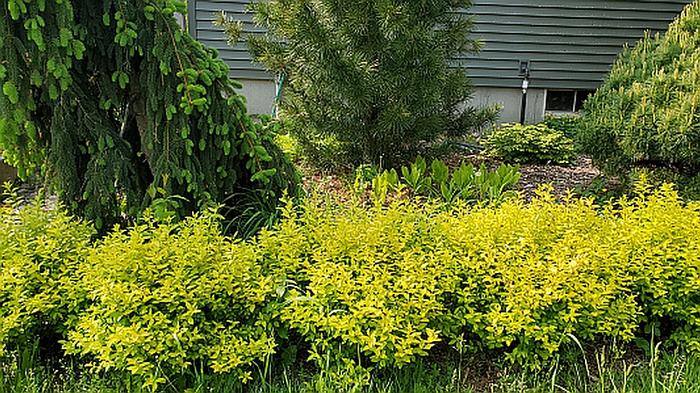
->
63, 211, 279, 388
3, 183, 700, 386
259, 184, 700, 370
0, 193, 94, 357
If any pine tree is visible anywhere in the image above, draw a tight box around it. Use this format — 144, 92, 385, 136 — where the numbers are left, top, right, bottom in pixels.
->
222, 0, 491, 167
0, 0, 295, 228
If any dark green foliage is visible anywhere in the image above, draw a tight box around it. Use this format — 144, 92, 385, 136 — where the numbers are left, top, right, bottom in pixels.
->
0, 0, 295, 228
225, 0, 492, 167
543, 115, 581, 140
484, 123, 576, 165
579, 1, 700, 176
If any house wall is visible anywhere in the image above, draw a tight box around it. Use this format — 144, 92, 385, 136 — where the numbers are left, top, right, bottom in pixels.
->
189, 0, 691, 120
465, 0, 691, 90
471, 87, 547, 124
233, 80, 547, 123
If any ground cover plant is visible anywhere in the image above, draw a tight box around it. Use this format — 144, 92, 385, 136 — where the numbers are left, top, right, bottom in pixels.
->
2, 180, 700, 390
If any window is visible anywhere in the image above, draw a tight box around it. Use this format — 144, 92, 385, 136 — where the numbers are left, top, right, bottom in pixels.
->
575, 90, 594, 111
545, 89, 594, 113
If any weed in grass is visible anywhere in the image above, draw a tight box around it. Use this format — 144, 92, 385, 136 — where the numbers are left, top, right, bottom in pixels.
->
3, 349, 700, 393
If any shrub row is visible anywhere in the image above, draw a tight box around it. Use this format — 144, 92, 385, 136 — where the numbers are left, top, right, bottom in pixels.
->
2, 185, 700, 388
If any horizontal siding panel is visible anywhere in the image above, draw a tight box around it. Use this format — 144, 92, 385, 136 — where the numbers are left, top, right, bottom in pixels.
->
189, 0, 692, 89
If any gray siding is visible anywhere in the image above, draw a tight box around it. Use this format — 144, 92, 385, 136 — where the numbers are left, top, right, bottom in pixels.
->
189, 0, 692, 89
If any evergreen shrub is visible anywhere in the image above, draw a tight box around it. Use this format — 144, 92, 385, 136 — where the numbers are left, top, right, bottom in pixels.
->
0, 0, 296, 228
225, 0, 494, 166
543, 115, 581, 140
580, 1, 700, 175
484, 123, 576, 165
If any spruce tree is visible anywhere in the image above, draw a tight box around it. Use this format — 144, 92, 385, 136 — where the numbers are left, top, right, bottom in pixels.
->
0, 0, 295, 228
222, 0, 490, 167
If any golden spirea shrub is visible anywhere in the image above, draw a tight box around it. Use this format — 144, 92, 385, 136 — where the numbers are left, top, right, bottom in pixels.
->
0, 194, 94, 357
63, 211, 280, 389
258, 185, 700, 369
2, 184, 700, 387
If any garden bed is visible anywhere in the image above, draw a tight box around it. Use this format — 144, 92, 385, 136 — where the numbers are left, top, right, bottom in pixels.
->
301, 153, 618, 202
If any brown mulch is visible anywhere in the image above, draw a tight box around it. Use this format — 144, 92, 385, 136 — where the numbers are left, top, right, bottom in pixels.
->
518, 157, 611, 198
301, 155, 616, 202
458, 155, 611, 199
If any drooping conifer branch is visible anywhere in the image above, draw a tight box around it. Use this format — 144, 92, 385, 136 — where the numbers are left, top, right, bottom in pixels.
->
0, 0, 295, 228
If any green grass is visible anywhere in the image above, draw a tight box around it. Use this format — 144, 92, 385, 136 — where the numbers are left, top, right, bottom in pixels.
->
3, 346, 700, 393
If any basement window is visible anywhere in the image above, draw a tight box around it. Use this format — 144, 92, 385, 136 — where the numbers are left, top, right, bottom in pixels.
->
545, 90, 594, 113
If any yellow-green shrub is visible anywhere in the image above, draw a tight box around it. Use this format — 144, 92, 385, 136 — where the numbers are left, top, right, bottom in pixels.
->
64, 211, 280, 389
616, 183, 700, 351
258, 201, 450, 376
437, 190, 641, 365
0, 194, 94, 357
6, 182, 700, 385
484, 123, 575, 165
259, 185, 700, 372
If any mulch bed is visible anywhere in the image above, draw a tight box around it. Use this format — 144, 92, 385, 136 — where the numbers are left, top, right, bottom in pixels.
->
457, 155, 611, 199
302, 154, 616, 201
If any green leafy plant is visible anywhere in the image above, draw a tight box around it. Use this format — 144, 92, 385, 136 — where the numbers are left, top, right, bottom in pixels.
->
220, 0, 496, 167
401, 157, 432, 197
361, 157, 520, 205
579, 1, 700, 177
473, 163, 522, 203
484, 123, 576, 165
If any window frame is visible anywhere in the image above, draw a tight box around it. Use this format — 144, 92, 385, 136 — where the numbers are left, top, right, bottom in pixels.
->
543, 89, 593, 115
